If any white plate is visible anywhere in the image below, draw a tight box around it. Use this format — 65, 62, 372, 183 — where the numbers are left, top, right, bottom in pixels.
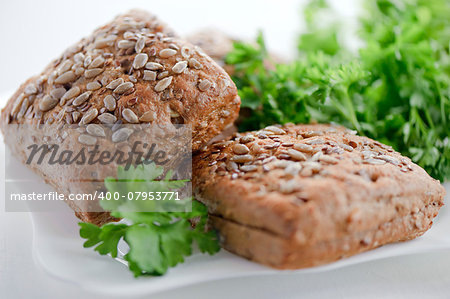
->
1, 92, 449, 296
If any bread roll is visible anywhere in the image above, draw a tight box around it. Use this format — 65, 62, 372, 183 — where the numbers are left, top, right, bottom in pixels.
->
0, 10, 240, 225
193, 124, 445, 269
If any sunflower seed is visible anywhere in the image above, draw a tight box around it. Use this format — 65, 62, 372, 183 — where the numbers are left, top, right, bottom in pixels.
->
240, 165, 258, 172
103, 95, 116, 111
135, 36, 146, 53
118, 40, 135, 49
84, 56, 92, 68
172, 61, 188, 74
233, 144, 250, 155
231, 154, 253, 163
159, 48, 177, 58
226, 161, 239, 172
86, 124, 106, 137
57, 60, 73, 75
133, 53, 148, 69
18, 98, 30, 117
72, 111, 81, 122
310, 151, 322, 162
84, 68, 104, 79
24, 84, 37, 95
122, 108, 139, 123
145, 62, 163, 70
74, 67, 84, 76
374, 155, 399, 165
78, 134, 97, 145
156, 71, 168, 80
94, 34, 117, 48
98, 113, 117, 124
287, 149, 307, 161
106, 78, 124, 89
319, 155, 339, 164
306, 138, 324, 145
86, 81, 101, 91
50, 87, 66, 100
74, 53, 85, 64
361, 150, 375, 159
340, 143, 354, 152
79, 108, 98, 124
198, 79, 212, 91
112, 127, 133, 143
265, 126, 286, 135
154, 76, 173, 92
39, 95, 58, 111
61, 86, 81, 104
123, 31, 135, 39
54, 71, 76, 84
72, 91, 92, 106
239, 135, 255, 144
293, 143, 314, 153
364, 158, 386, 165
188, 58, 202, 69
89, 56, 105, 69
113, 82, 133, 94
139, 110, 156, 122
143, 70, 157, 81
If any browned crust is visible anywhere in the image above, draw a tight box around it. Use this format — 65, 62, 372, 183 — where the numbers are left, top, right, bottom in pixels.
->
210, 201, 441, 269
193, 124, 445, 268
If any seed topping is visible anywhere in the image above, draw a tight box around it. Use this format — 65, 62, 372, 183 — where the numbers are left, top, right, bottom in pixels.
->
139, 111, 156, 122
159, 48, 177, 58
84, 68, 103, 79
98, 113, 117, 124
143, 70, 157, 81
54, 71, 76, 84
198, 79, 212, 91
73, 92, 92, 107
86, 124, 106, 137
79, 108, 98, 125
103, 95, 116, 111
114, 82, 134, 94
106, 78, 124, 89
172, 61, 188, 74
145, 62, 163, 70
39, 95, 58, 111
112, 127, 133, 143
122, 108, 139, 123
154, 76, 173, 92
287, 149, 307, 161
133, 53, 148, 69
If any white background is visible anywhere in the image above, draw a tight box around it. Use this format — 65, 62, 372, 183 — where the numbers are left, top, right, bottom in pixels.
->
0, 0, 449, 298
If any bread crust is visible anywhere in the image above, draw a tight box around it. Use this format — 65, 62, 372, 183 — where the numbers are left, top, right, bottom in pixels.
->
0, 10, 240, 225
193, 124, 445, 268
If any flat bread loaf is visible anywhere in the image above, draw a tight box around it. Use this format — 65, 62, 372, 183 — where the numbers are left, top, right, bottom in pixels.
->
193, 124, 445, 269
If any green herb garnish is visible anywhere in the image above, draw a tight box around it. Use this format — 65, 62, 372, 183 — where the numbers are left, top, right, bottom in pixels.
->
226, 0, 450, 181
79, 164, 220, 277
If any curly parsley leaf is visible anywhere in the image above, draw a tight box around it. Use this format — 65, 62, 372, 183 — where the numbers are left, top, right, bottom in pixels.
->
79, 163, 220, 277
226, 0, 450, 181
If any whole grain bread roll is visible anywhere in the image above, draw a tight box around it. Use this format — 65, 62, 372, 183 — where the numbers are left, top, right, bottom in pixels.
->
193, 124, 445, 269
0, 10, 240, 225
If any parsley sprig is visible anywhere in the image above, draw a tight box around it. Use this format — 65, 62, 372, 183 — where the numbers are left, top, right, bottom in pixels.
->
226, 0, 450, 180
79, 164, 220, 277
